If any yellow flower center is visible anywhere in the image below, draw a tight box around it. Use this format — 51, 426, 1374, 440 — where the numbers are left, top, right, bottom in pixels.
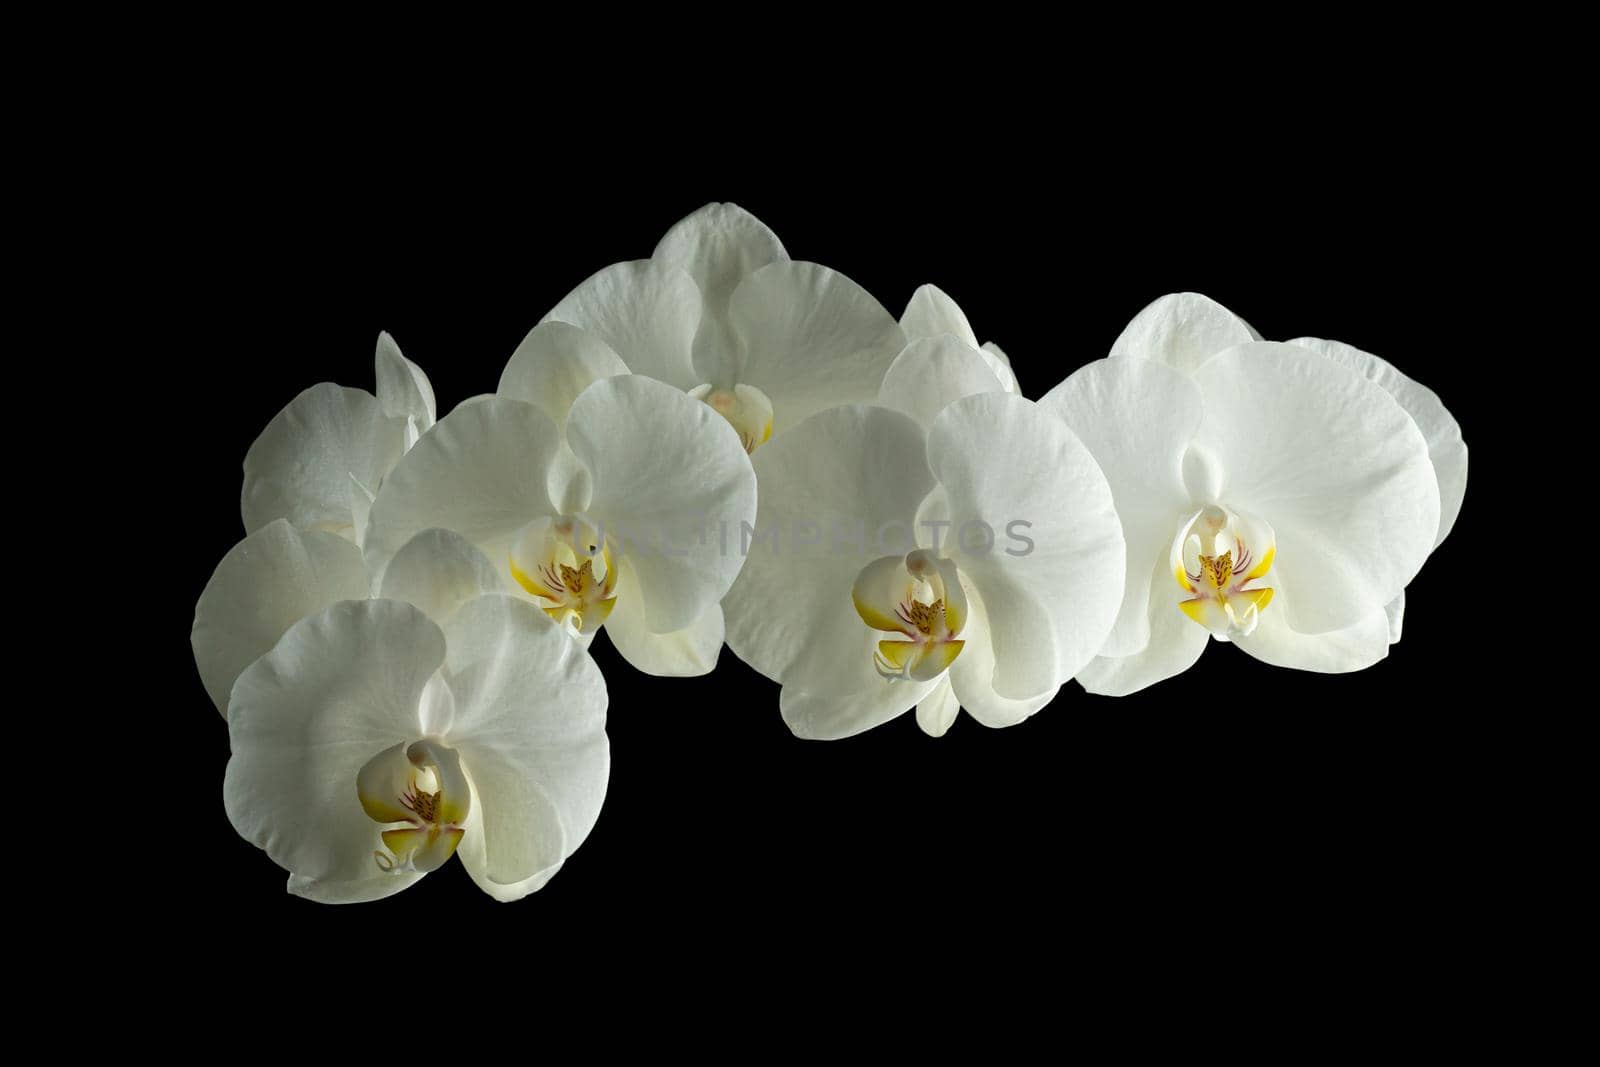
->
852, 549, 968, 683
902, 598, 945, 635
1198, 550, 1234, 590
1171, 506, 1276, 638
357, 738, 471, 875
508, 515, 619, 634
400, 785, 440, 823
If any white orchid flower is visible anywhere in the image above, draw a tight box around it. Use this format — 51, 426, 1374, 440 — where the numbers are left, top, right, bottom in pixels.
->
363, 373, 757, 677
1055, 291, 1466, 688
899, 283, 1019, 395
241, 331, 435, 546
539, 202, 905, 453
194, 334, 450, 715
1041, 310, 1447, 694
722, 393, 1123, 740
225, 595, 608, 904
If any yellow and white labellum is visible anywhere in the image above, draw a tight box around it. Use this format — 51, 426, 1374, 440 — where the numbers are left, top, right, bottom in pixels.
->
357, 738, 471, 875
852, 548, 968, 682
508, 514, 619, 635
689, 383, 774, 454
1170, 505, 1276, 638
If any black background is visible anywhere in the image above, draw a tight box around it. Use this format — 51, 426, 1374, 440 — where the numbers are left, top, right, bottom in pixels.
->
160, 143, 1503, 982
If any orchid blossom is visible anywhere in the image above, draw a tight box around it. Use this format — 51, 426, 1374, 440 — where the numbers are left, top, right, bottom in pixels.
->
225, 595, 608, 903
1041, 296, 1453, 693
538, 202, 905, 453
363, 373, 757, 677
722, 390, 1123, 739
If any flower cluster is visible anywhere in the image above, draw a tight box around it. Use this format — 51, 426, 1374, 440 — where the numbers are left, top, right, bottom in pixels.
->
194, 205, 1466, 903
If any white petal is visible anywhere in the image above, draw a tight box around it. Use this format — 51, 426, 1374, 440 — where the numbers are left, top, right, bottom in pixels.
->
1039, 358, 1202, 658
652, 205, 788, 392
379, 528, 505, 624
915, 677, 962, 737
878, 335, 1005, 430
1076, 559, 1209, 696
927, 393, 1125, 698
363, 397, 562, 582
947, 578, 1059, 728
980, 342, 1019, 395
192, 520, 370, 716
1385, 591, 1405, 644
374, 331, 436, 431
497, 321, 629, 430
441, 595, 608, 901
242, 383, 408, 540
450, 394, 497, 412
1109, 292, 1257, 373
725, 262, 906, 434
454, 784, 559, 903
779, 678, 933, 741
1192, 343, 1439, 633
723, 405, 935, 696
543, 260, 702, 391
1289, 336, 1467, 547
1232, 578, 1391, 673
603, 562, 724, 676
224, 600, 443, 889
652, 201, 787, 319
565, 375, 756, 633
287, 870, 421, 904
900, 283, 980, 348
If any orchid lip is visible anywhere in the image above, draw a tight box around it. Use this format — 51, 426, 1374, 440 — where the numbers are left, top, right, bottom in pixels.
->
508, 514, 620, 635
1170, 505, 1276, 639
357, 738, 471, 876
852, 550, 968, 683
